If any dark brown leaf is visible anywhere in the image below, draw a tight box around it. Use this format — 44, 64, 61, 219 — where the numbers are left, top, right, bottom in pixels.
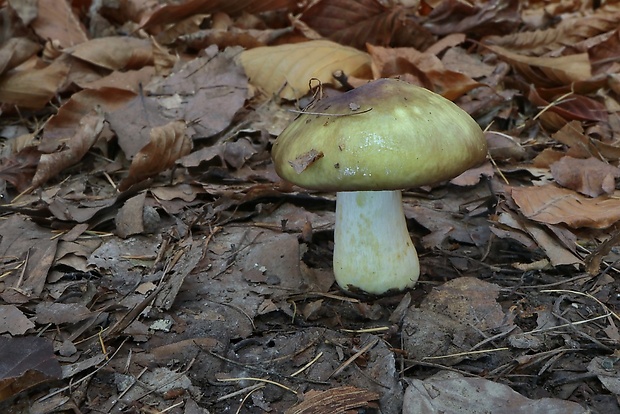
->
0, 336, 61, 402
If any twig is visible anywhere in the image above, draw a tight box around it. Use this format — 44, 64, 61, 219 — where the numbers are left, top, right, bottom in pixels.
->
542, 288, 620, 322
291, 352, 323, 377
207, 350, 330, 385
37, 338, 129, 402
216, 384, 265, 402
235, 384, 266, 414
330, 337, 379, 378
422, 347, 509, 361
217, 376, 297, 395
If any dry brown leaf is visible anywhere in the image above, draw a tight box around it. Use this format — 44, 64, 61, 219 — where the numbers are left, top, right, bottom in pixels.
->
39, 88, 137, 153
527, 87, 608, 131
367, 44, 482, 100
119, 121, 192, 191
423, 0, 520, 38
300, 0, 435, 51
0, 146, 42, 192
139, 0, 298, 30
485, 44, 591, 87
0, 58, 69, 108
549, 120, 595, 158
483, 3, 620, 56
31, 112, 105, 190
550, 156, 620, 197
30, 0, 88, 48
0, 37, 41, 75
238, 40, 371, 99
66, 37, 153, 71
75, 67, 155, 93
589, 28, 620, 76
511, 185, 620, 229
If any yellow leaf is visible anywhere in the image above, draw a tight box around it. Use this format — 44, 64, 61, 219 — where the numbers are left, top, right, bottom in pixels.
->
238, 40, 371, 99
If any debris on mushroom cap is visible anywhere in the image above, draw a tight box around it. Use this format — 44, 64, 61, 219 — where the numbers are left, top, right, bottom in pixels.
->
271, 78, 488, 192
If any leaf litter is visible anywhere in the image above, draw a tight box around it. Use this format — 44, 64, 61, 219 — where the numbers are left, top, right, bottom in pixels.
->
1, 0, 620, 413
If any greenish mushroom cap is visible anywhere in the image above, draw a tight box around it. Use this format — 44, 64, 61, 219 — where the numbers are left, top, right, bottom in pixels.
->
272, 78, 487, 192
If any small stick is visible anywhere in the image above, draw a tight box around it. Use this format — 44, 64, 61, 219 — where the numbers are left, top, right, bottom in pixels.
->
330, 337, 379, 378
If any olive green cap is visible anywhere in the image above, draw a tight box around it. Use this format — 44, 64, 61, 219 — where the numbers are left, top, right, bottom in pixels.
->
272, 78, 487, 191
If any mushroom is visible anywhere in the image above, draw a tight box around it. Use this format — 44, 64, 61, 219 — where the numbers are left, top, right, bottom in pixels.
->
271, 78, 487, 295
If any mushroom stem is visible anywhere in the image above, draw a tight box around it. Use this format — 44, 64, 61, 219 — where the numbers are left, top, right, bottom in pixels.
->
333, 190, 420, 294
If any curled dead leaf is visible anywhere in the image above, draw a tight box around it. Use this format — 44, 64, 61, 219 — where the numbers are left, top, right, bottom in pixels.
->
119, 120, 192, 191
30, 111, 105, 190
0, 58, 69, 109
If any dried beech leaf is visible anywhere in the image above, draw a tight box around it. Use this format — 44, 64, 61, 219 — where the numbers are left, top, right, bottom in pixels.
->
31, 112, 105, 190
300, 0, 435, 50
289, 149, 324, 174
66, 37, 153, 71
30, 0, 88, 48
367, 44, 481, 100
0, 146, 42, 192
483, 3, 620, 56
40, 88, 137, 153
239, 40, 371, 99
511, 185, 620, 229
119, 121, 192, 191
550, 157, 620, 198
0, 58, 69, 108
140, 0, 298, 29
485, 44, 591, 87
0, 37, 41, 75
423, 0, 520, 38
530, 87, 607, 123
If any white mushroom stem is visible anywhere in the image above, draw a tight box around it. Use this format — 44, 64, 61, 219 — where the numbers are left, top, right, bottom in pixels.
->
333, 190, 420, 294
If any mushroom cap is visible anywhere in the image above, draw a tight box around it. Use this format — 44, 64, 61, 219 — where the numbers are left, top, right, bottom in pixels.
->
271, 78, 487, 192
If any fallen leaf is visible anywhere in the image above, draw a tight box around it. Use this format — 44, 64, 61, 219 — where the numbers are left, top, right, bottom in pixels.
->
39, 88, 137, 153
486, 44, 592, 87
30, 0, 88, 48
139, 0, 299, 30
0, 146, 42, 192
367, 44, 481, 100
550, 156, 620, 197
66, 37, 153, 71
403, 371, 588, 414
483, 3, 620, 56
424, 0, 520, 37
0, 305, 35, 335
238, 40, 371, 99
511, 185, 620, 229
34, 302, 93, 325
300, 0, 435, 51
0, 336, 62, 402
0, 57, 69, 108
0, 37, 41, 75
119, 120, 192, 191
31, 111, 105, 190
